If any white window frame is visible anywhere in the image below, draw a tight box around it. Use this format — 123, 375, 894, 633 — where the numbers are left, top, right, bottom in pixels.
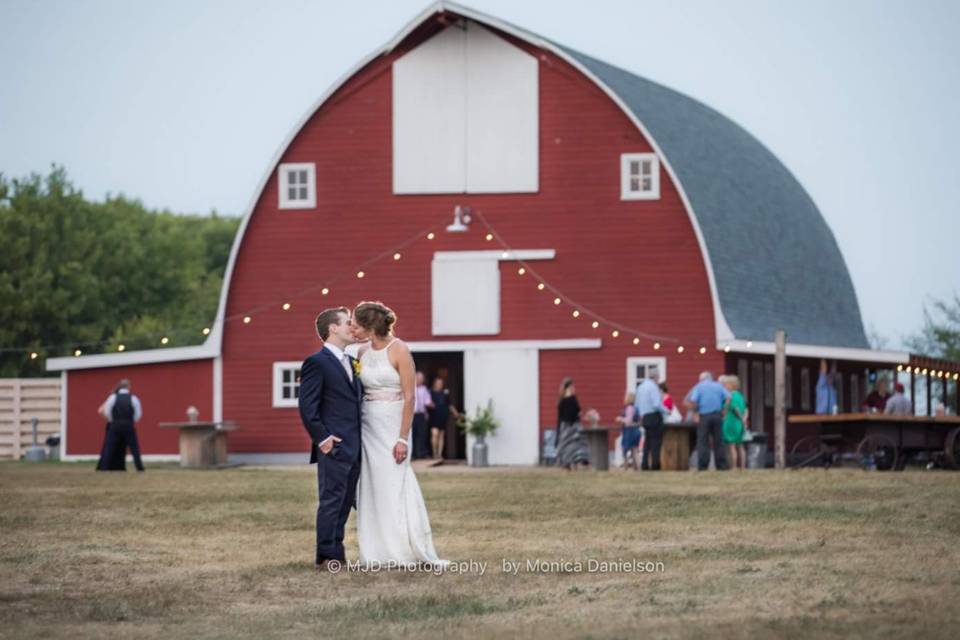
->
626, 356, 668, 393
278, 162, 316, 209
620, 153, 660, 200
272, 361, 302, 408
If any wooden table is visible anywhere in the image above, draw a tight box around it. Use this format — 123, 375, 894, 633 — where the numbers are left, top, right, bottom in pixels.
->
580, 423, 698, 471
580, 425, 618, 470
787, 413, 960, 469
660, 423, 697, 471
158, 421, 238, 468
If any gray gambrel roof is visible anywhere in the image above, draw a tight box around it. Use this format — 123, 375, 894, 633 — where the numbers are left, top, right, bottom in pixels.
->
559, 47, 869, 349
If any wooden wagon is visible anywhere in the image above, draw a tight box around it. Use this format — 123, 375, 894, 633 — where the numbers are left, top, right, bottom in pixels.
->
788, 414, 960, 470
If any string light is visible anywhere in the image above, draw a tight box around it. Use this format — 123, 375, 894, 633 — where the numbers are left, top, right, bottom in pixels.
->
954, 373, 959, 380
8, 212, 766, 360
896, 364, 903, 372
746, 341, 753, 348
117, 345, 125, 352
922, 369, 928, 375
723, 345, 731, 353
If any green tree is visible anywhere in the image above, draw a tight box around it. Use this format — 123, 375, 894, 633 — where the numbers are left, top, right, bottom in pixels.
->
0, 167, 239, 377
906, 293, 960, 361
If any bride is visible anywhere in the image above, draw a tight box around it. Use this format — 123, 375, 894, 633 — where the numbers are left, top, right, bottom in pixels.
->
350, 300, 447, 567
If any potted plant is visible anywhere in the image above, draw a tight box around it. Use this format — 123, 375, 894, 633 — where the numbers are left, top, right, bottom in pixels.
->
457, 400, 500, 467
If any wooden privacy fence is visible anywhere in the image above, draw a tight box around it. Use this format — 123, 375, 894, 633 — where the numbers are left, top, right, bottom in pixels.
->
0, 378, 62, 460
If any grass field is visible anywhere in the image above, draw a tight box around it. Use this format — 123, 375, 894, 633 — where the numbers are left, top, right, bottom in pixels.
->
1, 462, 959, 639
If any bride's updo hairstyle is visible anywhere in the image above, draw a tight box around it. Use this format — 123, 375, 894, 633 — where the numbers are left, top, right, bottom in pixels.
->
353, 301, 397, 338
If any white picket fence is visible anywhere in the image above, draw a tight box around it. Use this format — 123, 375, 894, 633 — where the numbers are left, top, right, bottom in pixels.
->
0, 378, 62, 459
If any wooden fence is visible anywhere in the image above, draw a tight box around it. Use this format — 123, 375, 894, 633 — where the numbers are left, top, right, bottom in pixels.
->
0, 378, 62, 460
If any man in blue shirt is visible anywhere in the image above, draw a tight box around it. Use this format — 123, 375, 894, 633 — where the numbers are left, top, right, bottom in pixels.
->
634, 376, 669, 470
684, 372, 731, 470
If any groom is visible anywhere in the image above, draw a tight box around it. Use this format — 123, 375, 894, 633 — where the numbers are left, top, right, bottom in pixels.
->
297, 306, 363, 570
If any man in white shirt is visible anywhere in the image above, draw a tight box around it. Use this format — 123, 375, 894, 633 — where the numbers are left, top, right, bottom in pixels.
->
95, 379, 145, 472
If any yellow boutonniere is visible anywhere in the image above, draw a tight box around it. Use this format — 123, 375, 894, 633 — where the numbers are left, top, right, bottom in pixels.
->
351, 359, 362, 377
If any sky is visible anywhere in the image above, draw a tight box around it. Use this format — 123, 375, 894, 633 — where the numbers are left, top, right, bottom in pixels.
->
2, 0, 958, 350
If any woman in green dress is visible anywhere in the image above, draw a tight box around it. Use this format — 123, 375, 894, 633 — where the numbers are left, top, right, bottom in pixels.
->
721, 375, 749, 470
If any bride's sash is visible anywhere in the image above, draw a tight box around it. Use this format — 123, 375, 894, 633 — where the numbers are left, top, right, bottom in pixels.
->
363, 390, 403, 402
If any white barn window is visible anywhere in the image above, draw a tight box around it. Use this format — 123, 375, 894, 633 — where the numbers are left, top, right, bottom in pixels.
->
626, 357, 667, 393
620, 153, 660, 200
278, 163, 316, 209
272, 362, 301, 408
431, 256, 500, 335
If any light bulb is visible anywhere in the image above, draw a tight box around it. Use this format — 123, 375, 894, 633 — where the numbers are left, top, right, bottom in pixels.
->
243, 316, 252, 324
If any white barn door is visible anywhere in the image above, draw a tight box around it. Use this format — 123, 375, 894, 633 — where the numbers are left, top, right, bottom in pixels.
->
464, 348, 540, 465
392, 21, 538, 194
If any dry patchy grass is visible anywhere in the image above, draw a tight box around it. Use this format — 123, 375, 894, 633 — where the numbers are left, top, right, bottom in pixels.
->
1, 462, 959, 639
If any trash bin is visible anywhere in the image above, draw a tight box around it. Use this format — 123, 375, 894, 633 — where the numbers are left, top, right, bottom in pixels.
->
746, 433, 768, 469
45, 435, 61, 461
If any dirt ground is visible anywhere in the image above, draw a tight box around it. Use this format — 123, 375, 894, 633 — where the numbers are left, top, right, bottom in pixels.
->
1, 462, 958, 639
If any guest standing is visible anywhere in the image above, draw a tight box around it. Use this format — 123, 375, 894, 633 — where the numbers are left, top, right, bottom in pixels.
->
556, 377, 590, 470
684, 372, 730, 471
96, 379, 145, 472
428, 377, 459, 459
721, 375, 749, 470
412, 371, 433, 459
615, 392, 640, 470
816, 359, 838, 415
634, 375, 669, 471
884, 383, 912, 416
863, 377, 891, 413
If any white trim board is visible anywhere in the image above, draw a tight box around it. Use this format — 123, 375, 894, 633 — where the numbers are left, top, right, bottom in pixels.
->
722, 339, 909, 364
433, 249, 555, 262
47, 344, 216, 371
405, 339, 601, 352
61, 454, 181, 463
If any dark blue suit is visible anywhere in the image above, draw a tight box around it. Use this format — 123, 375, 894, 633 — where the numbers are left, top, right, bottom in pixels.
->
297, 347, 363, 564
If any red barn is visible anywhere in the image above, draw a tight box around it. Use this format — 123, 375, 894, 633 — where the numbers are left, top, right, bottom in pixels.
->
48, 2, 909, 465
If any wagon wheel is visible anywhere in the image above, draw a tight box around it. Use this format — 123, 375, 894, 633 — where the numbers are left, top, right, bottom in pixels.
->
945, 427, 960, 469
855, 434, 899, 471
789, 436, 831, 468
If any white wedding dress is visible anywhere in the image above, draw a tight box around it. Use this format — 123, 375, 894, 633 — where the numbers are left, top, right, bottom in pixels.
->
356, 339, 447, 566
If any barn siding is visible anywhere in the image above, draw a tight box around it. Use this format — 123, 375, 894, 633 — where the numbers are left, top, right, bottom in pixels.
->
65, 360, 213, 455
222, 24, 718, 454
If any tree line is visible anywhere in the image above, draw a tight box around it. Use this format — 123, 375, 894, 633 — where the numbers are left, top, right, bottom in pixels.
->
0, 167, 240, 377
